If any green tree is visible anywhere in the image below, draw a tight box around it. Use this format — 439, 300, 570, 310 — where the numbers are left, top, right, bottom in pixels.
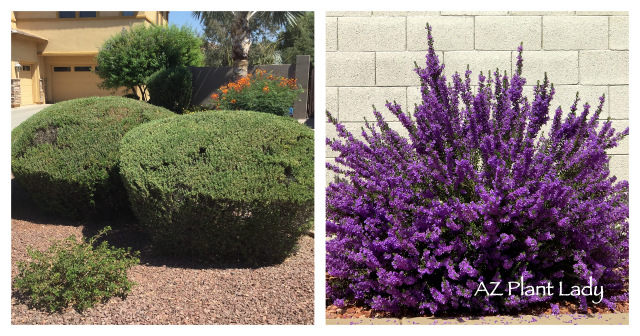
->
278, 11, 314, 65
199, 14, 281, 67
96, 24, 203, 100
192, 11, 304, 79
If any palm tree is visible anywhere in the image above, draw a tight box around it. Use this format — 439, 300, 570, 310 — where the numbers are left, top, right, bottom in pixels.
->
192, 11, 304, 79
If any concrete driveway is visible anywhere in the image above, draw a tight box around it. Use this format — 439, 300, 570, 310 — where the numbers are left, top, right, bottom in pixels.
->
11, 104, 51, 130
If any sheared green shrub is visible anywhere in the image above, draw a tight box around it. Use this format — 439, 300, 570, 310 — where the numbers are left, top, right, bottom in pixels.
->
146, 66, 193, 113
13, 226, 140, 313
119, 110, 314, 265
11, 96, 175, 219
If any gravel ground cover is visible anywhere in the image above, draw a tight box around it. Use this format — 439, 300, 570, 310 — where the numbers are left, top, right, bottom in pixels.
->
11, 177, 314, 325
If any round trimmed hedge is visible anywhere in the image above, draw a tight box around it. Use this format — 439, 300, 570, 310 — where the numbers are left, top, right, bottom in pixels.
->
11, 96, 175, 219
119, 110, 314, 265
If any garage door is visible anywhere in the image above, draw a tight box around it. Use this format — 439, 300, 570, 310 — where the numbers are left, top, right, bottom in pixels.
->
51, 66, 110, 102
19, 65, 34, 105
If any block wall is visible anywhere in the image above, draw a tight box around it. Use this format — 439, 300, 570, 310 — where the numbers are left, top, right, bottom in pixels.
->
326, 11, 629, 183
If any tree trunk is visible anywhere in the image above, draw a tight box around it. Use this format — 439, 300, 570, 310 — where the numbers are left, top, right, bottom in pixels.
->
231, 12, 252, 80
135, 85, 147, 101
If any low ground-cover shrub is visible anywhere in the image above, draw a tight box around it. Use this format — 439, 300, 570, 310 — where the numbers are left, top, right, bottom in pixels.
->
120, 110, 314, 265
13, 227, 140, 313
11, 96, 175, 219
326, 25, 629, 315
146, 66, 193, 113
211, 69, 302, 117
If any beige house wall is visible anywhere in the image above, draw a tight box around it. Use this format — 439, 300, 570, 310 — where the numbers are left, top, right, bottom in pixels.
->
11, 37, 40, 77
11, 11, 169, 106
15, 11, 167, 53
326, 11, 629, 183
42, 55, 123, 101
11, 11, 17, 29
11, 35, 45, 105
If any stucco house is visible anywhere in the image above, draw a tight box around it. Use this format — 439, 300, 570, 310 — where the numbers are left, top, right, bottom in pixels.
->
11, 11, 169, 107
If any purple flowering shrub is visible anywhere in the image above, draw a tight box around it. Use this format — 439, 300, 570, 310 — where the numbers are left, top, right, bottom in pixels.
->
326, 25, 629, 315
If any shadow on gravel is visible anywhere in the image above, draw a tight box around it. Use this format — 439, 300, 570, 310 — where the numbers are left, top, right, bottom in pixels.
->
86, 225, 292, 271
13, 177, 292, 271
11, 177, 81, 227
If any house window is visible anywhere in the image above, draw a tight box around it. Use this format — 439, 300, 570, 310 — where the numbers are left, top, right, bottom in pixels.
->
22, 65, 31, 72
79, 11, 97, 18
53, 67, 71, 72
59, 12, 76, 18
74, 66, 92, 72
122, 11, 135, 17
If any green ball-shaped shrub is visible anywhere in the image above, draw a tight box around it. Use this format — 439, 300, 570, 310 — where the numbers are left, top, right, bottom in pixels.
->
119, 110, 314, 265
146, 66, 193, 113
11, 96, 175, 219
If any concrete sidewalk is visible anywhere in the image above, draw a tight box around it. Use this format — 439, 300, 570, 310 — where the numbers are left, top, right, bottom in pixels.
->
327, 313, 629, 325
11, 104, 50, 130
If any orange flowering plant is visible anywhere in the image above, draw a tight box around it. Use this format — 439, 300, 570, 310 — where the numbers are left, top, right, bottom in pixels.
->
210, 69, 303, 116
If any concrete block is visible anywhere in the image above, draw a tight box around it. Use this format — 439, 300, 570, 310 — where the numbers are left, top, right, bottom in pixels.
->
441, 11, 508, 16
609, 155, 628, 182
372, 11, 409, 16
407, 16, 474, 51
326, 17, 337, 52
508, 11, 575, 15
326, 11, 372, 17
543, 16, 608, 50
580, 51, 628, 85
444, 51, 512, 79
326, 87, 338, 118
337, 17, 406, 52
514, 51, 579, 85
476, 16, 541, 50
338, 87, 407, 122
407, 86, 423, 112
609, 85, 628, 120
376, 51, 442, 86
406, 12, 441, 16
326, 11, 371, 17
610, 16, 629, 50
326, 52, 376, 87
576, 11, 628, 16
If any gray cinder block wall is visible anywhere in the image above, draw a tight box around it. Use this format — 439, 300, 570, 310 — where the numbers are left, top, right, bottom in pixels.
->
326, 11, 629, 184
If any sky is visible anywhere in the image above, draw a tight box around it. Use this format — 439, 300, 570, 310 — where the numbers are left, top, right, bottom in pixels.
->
167, 11, 286, 42
168, 11, 204, 34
